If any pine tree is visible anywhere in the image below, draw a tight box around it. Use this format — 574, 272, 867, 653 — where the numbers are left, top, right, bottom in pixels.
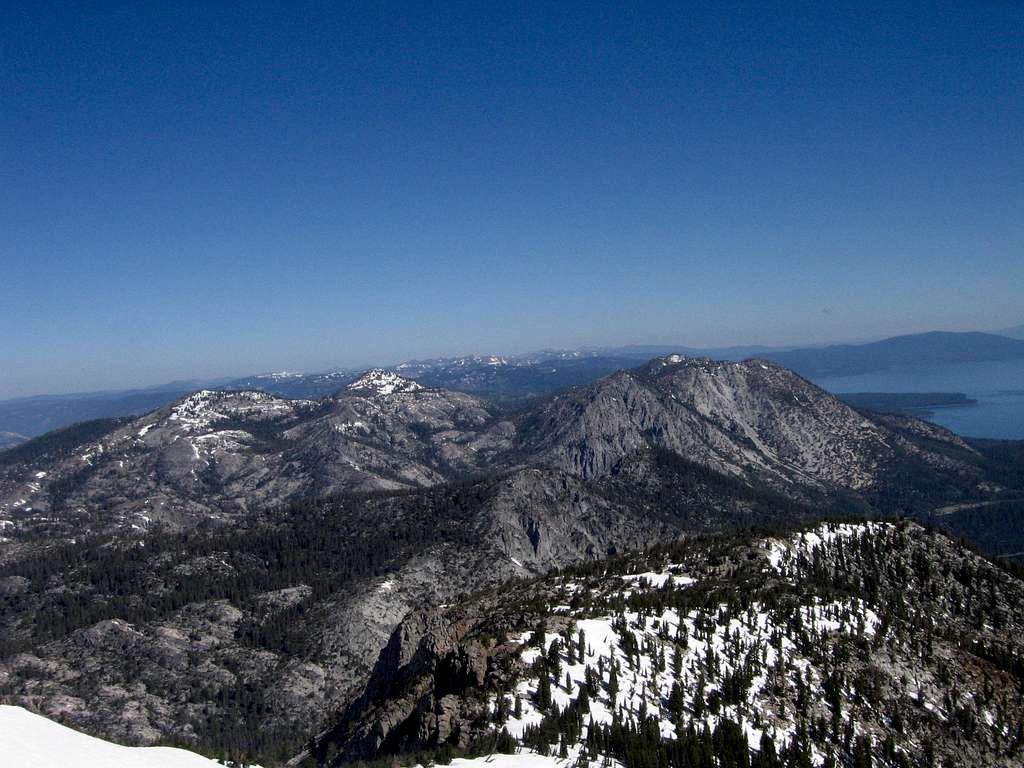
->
751, 733, 781, 768
534, 622, 547, 650
538, 664, 552, 709
494, 728, 517, 754
548, 638, 563, 680
576, 681, 590, 712
692, 674, 706, 719
668, 681, 686, 721
607, 660, 619, 703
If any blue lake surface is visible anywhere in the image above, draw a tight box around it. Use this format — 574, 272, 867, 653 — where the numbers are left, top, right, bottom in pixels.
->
812, 359, 1024, 440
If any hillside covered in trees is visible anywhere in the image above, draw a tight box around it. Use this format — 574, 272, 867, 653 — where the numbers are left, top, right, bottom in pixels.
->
315, 520, 1024, 768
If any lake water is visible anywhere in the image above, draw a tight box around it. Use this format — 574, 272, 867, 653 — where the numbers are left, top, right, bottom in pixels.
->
813, 359, 1024, 440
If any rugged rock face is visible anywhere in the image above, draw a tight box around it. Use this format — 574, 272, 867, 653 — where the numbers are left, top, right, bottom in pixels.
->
314, 521, 1024, 768
0, 357, 989, 561
519, 357, 968, 491
307, 604, 517, 766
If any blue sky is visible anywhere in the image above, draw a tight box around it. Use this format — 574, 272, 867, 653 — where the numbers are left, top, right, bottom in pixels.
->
2, 1, 1022, 398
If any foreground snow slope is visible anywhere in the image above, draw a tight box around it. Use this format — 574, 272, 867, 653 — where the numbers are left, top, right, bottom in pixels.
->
0, 705, 234, 768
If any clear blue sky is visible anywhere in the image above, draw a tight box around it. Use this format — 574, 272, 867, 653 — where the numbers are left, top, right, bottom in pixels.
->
2, 1, 1022, 398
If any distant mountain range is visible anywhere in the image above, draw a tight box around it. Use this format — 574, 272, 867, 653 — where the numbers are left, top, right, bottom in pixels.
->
3, 330, 1024, 443
4, 358, 976, 547
996, 322, 1024, 339
762, 330, 1024, 378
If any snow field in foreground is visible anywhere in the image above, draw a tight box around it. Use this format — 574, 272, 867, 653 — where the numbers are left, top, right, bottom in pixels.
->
0, 705, 255, 768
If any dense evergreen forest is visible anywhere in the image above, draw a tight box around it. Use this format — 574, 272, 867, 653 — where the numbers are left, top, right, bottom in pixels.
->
0, 479, 502, 656
0, 417, 126, 468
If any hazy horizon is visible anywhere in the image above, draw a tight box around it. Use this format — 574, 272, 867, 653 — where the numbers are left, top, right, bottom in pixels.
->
2, 321, 1023, 401
4, 4, 1022, 400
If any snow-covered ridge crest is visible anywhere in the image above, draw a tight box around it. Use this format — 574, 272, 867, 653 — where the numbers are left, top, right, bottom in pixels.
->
167, 389, 301, 430
254, 370, 305, 380
326, 519, 1024, 768
764, 520, 891, 572
346, 369, 423, 396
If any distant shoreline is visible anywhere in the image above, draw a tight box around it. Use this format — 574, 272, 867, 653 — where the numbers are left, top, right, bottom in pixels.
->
837, 391, 978, 417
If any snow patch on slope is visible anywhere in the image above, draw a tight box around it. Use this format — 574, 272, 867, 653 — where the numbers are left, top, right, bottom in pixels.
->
493, 534, 884, 764
346, 369, 424, 396
419, 750, 614, 768
765, 521, 890, 572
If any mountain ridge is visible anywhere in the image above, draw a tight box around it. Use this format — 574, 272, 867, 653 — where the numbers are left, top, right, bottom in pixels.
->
762, 331, 1024, 378
0, 356, 1022, 765
7, 329, 1024, 440
0, 356, 991, 562
305, 519, 1024, 768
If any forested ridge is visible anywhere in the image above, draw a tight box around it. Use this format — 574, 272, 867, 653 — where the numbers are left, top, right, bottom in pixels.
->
320, 521, 1024, 768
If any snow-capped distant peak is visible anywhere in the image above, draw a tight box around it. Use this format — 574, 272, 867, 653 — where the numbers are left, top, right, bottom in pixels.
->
345, 369, 423, 396
255, 371, 304, 380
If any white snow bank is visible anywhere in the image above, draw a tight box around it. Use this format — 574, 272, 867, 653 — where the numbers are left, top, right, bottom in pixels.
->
0, 705, 246, 768
424, 748, 614, 768
620, 570, 695, 588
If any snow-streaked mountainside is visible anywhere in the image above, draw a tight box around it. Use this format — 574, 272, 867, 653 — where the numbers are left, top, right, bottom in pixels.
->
0, 704, 242, 768
0, 375, 505, 554
6, 518, 1024, 767
346, 368, 425, 395
1, 357, 1022, 765
310, 521, 1024, 768
0, 356, 992, 561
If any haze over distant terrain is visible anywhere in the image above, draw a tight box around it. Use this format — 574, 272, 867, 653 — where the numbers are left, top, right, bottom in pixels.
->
3, 328, 1024, 442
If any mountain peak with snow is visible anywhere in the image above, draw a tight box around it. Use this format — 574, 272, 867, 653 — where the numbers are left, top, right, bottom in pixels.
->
345, 369, 424, 396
